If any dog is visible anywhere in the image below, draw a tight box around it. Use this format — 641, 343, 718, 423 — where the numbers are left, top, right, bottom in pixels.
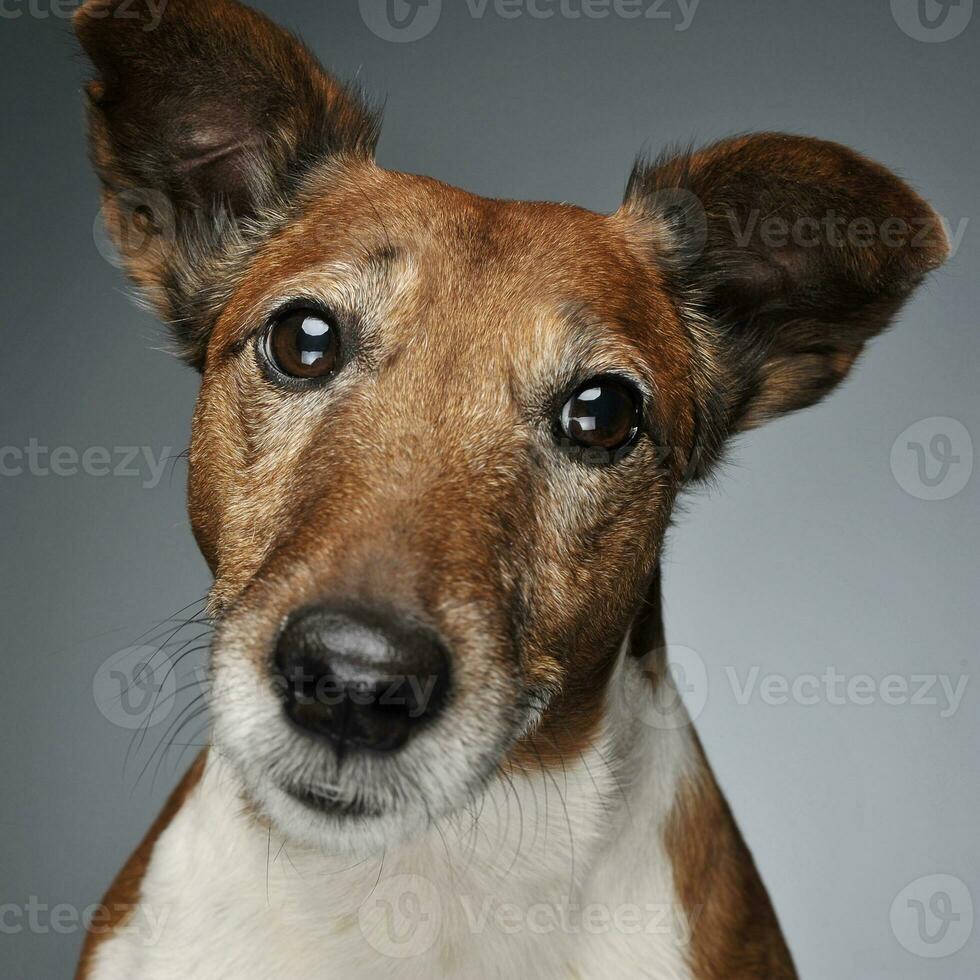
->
72, 1, 947, 977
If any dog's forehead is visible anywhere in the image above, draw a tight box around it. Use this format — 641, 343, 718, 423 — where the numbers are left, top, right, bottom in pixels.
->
227, 167, 641, 306
299, 165, 630, 271
214, 165, 693, 413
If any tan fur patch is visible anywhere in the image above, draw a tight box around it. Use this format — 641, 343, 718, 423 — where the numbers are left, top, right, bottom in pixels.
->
664, 743, 797, 979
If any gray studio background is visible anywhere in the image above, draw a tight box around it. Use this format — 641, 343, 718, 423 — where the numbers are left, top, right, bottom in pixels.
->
1, 1, 977, 977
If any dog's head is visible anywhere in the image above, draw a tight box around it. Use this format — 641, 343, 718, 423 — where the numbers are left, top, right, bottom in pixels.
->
77, 0, 947, 850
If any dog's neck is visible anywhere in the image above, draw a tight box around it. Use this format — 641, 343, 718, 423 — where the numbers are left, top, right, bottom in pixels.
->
157, 654, 698, 977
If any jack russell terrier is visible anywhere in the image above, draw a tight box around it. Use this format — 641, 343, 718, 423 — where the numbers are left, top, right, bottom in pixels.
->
73, 0, 947, 976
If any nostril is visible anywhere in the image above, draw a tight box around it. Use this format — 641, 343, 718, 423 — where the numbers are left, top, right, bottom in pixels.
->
272, 603, 452, 756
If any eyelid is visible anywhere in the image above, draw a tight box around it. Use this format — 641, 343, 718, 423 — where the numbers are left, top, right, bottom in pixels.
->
241, 286, 352, 343
220, 299, 329, 363
565, 372, 650, 416
260, 297, 338, 332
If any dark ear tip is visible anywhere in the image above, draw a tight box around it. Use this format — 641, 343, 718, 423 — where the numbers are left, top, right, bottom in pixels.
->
72, 0, 105, 25
73, 0, 116, 41
918, 209, 952, 272
75, 0, 175, 52
886, 199, 950, 282
73, 1, 126, 70
73, 2, 98, 50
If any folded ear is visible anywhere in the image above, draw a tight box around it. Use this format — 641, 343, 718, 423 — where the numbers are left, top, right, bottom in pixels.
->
75, 0, 379, 367
621, 133, 948, 472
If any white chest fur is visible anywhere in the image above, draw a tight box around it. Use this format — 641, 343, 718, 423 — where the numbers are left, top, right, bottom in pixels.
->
90, 659, 697, 980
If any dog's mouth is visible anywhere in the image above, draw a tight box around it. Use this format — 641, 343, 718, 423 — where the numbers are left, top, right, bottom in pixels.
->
280, 779, 385, 819
209, 604, 536, 846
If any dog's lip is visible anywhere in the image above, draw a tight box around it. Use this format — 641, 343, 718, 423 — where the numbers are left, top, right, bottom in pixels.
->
280, 780, 384, 819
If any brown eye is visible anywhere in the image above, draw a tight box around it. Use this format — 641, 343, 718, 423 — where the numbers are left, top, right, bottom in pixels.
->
558, 378, 641, 462
264, 308, 339, 380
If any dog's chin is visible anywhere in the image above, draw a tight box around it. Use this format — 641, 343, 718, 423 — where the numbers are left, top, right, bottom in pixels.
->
243, 771, 435, 855
214, 730, 514, 856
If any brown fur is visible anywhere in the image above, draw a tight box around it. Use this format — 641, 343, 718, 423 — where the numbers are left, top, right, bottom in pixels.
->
74, 1, 948, 977
75, 0, 379, 365
665, 742, 797, 980
628, 574, 796, 977
624, 132, 948, 474
187, 166, 697, 774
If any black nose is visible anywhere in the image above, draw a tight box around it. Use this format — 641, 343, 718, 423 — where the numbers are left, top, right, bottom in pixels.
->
273, 603, 452, 756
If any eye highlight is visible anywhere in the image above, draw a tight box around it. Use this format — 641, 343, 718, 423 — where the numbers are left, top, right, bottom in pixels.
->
262, 307, 339, 381
557, 377, 642, 464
